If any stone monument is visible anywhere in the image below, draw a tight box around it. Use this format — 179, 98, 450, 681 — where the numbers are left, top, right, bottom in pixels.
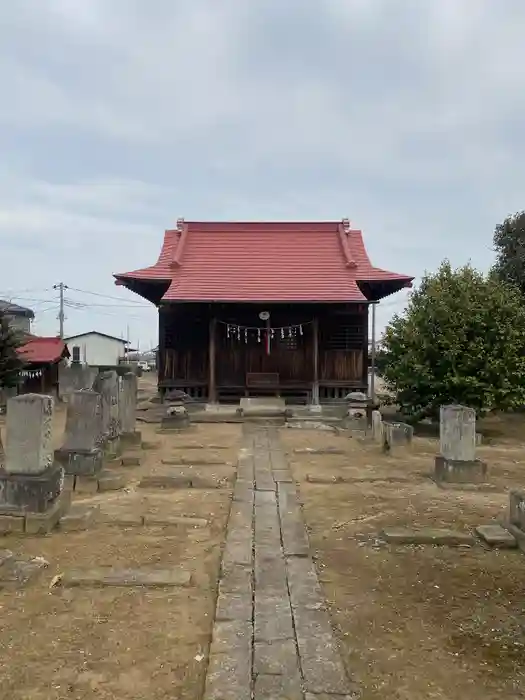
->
93, 370, 121, 457
434, 405, 487, 483
0, 394, 67, 533
119, 372, 141, 446
54, 390, 104, 476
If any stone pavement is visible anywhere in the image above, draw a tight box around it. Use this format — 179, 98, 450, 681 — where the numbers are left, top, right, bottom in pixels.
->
204, 426, 359, 700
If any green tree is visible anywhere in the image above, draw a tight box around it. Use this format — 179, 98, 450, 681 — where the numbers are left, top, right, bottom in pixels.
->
376, 261, 525, 421
0, 311, 25, 389
493, 211, 525, 293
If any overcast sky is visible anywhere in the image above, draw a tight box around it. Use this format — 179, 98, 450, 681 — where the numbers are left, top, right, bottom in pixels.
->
1, 1, 524, 348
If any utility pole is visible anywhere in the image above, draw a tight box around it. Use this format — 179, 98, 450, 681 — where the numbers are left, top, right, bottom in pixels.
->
53, 282, 68, 338
370, 301, 378, 403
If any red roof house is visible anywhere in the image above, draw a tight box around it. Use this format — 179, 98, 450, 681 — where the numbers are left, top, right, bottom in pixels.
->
17, 336, 70, 395
115, 219, 413, 403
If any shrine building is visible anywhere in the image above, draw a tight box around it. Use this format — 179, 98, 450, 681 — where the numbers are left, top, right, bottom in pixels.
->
114, 219, 413, 404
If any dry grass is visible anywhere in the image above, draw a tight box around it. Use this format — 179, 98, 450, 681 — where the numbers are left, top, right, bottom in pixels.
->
0, 415, 242, 700
282, 423, 525, 700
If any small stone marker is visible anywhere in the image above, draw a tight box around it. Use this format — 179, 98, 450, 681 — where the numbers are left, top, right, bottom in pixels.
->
0, 394, 66, 533
382, 527, 475, 546
475, 524, 516, 548
434, 405, 487, 483
54, 390, 104, 476
382, 421, 413, 451
119, 372, 141, 446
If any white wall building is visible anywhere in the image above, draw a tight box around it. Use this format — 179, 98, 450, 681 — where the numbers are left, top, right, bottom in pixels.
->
64, 331, 129, 367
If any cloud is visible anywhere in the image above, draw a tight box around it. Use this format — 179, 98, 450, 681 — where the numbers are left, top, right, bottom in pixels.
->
0, 0, 524, 344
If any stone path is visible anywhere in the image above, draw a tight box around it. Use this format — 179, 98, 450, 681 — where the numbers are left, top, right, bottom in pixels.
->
204, 426, 358, 700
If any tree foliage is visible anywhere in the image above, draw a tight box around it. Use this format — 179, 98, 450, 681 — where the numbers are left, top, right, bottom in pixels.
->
492, 210, 525, 293
0, 312, 25, 389
376, 261, 525, 421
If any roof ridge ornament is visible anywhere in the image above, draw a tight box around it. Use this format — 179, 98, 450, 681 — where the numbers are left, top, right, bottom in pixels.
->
171, 219, 188, 267
338, 221, 357, 268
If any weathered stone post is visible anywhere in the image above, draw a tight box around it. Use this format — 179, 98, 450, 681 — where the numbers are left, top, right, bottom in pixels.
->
0, 394, 67, 533
120, 372, 141, 446
54, 390, 104, 476
370, 410, 383, 442
93, 370, 121, 458
434, 405, 487, 483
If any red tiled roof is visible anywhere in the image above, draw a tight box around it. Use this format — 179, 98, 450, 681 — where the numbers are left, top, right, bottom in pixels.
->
17, 336, 69, 364
114, 220, 413, 302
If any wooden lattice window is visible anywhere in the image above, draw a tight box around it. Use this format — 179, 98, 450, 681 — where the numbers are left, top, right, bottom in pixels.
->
321, 316, 364, 351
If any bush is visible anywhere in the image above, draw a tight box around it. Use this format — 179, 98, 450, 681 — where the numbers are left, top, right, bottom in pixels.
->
376, 261, 525, 421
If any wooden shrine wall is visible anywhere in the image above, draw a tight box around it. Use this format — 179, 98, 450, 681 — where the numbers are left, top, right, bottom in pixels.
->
158, 303, 368, 391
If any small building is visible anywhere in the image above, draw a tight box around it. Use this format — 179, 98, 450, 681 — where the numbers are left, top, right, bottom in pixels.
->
64, 331, 129, 367
0, 300, 34, 334
17, 336, 70, 395
114, 219, 413, 404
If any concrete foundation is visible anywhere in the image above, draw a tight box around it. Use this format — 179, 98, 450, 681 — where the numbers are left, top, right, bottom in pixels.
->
434, 456, 487, 484
0, 461, 64, 512
54, 448, 104, 477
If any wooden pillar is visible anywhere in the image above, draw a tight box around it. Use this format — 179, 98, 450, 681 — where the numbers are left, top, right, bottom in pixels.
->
209, 317, 217, 403
369, 302, 377, 401
312, 317, 320, 405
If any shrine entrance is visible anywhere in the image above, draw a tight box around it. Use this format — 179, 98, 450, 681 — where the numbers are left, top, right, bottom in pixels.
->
214, 313, 315, 404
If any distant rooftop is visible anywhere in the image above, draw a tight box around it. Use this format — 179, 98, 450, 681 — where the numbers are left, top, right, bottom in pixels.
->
0, 300, 35, 319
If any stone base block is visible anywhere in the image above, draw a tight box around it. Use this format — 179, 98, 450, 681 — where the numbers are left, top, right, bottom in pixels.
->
0, 462, 64, 513
382, 527, 475, 546
509, 490, 525, 530
475, 524, 517, 549
97, 472, 128, 492
59, 504, 100, 532
121, 454, 141, 467
58, 566, 192, 588
74, 476, 99, 494
160, 415, 191, 432
120, 430, 142, 447
104, 436, 121, 459
54, 448, 104, 477
0, 491, 70, 535
25, 494, 70, 535
506, 523, 525, 553
434, 456, 487, 484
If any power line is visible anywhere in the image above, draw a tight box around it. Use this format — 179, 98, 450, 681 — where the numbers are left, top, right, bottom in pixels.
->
0, 287, 51, 298
67, 286, 150, 306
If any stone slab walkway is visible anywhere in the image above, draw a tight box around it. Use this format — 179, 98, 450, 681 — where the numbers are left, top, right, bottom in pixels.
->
204, 426, 358, 700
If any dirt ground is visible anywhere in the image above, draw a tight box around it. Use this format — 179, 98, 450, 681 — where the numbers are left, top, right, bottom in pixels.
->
0, 402, 241, 700
282, 425, 525, 700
